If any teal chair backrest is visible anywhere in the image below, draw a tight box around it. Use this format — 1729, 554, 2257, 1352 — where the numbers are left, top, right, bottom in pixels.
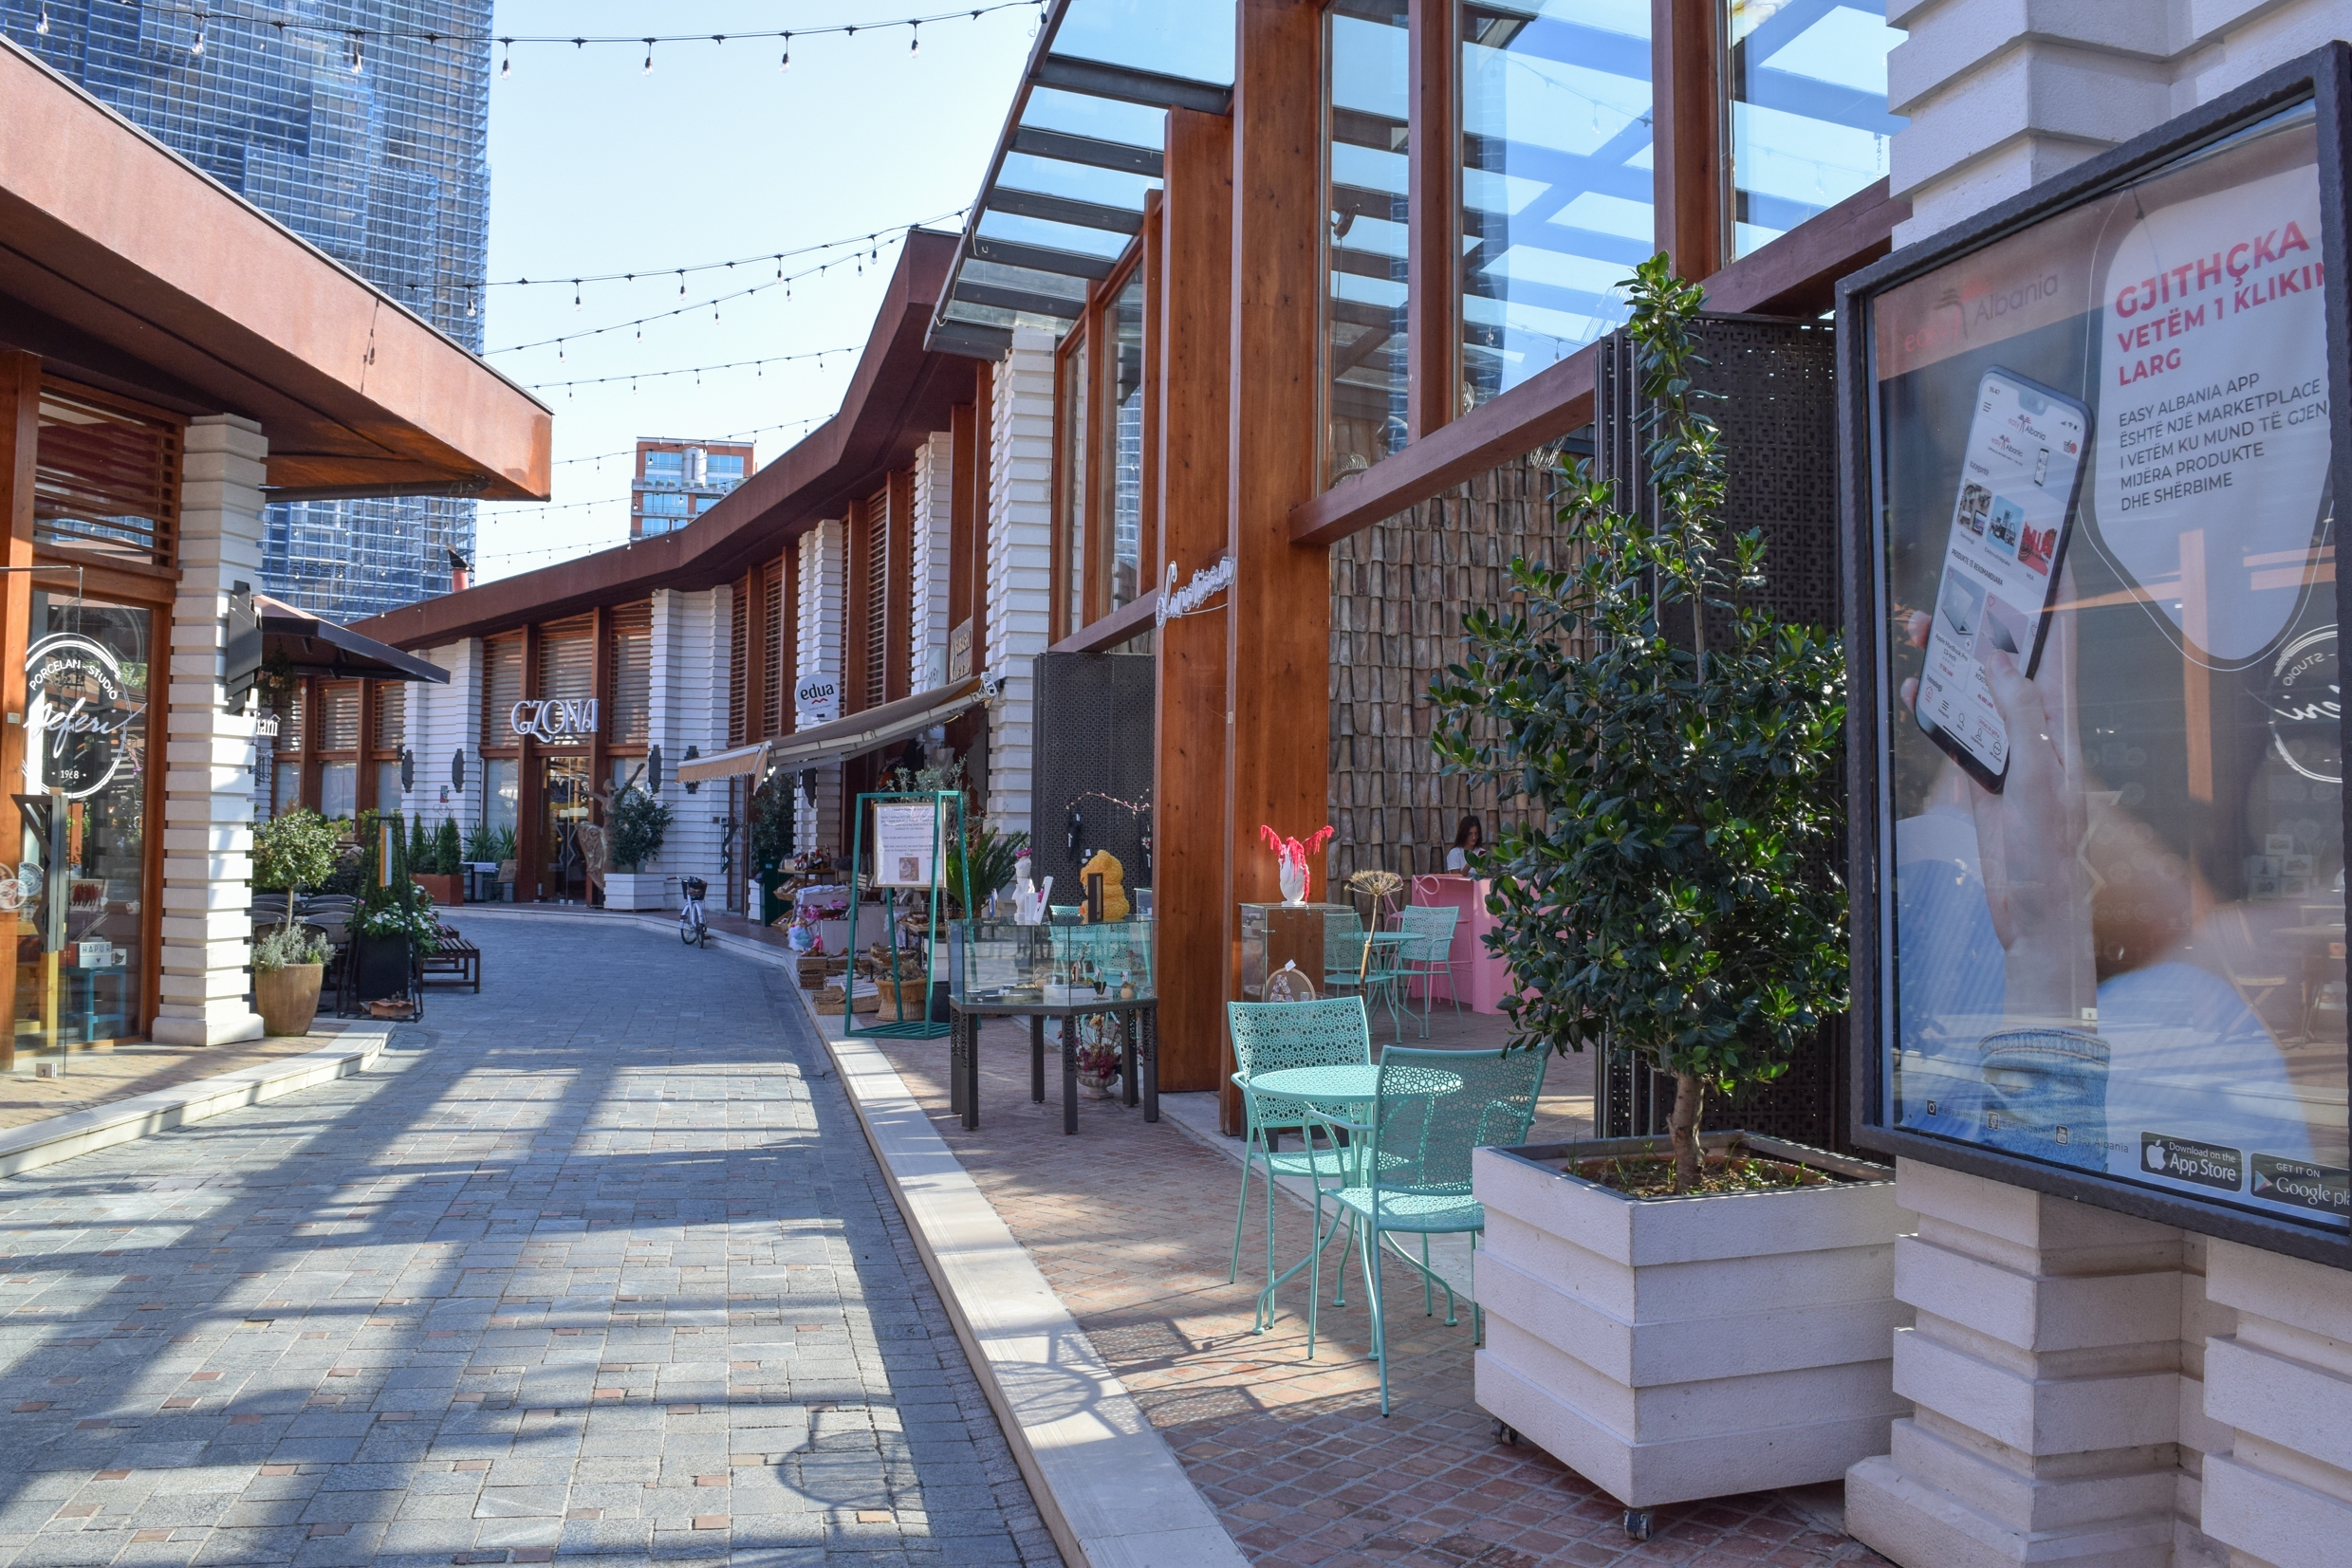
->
1322, 910, 1368, 982
1227, 997, 1373, 1080
1370, 1044, 1546, 1192
1395, 904, 1459, 962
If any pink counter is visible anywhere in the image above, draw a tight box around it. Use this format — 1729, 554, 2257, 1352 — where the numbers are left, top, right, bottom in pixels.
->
1407, 875, 1515, 1014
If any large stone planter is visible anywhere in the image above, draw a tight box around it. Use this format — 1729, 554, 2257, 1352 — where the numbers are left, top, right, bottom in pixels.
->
252, 962, 323, 1036
1472, 1132, 1911, 1527
603, 872, 669, 912
411, 874, 462, 907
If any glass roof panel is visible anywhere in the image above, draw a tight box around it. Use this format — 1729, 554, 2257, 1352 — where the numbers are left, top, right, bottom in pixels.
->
976, 209, 1133, 261
1053, 0, 1235, 87
999, 152, 1160, 211
961, 259, 1091, 302
1017, 86, 1168, 150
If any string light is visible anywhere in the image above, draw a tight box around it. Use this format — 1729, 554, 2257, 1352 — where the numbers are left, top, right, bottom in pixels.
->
346, 28, 361, 71
523, 345, 860, 394
34, 4, 49, 35
640, 37, 653, 73
550, 415, 824, 469
499, 37, 509, 76
780, 32, 790, 69
190, 9, 204, 54
909, 21, 918, 54
485, 214, 960, 293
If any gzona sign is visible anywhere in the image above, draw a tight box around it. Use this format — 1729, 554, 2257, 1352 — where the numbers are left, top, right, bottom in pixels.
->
509, 698, 598, 743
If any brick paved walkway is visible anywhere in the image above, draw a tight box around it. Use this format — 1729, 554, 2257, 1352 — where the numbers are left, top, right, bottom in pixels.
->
0, 922, 1052, 1568
871, 1023, 1891, 1568
0, 1034, 352, 1133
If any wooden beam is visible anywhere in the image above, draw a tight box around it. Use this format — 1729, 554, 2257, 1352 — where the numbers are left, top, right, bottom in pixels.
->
1407, 0, 1456, 441
1653, 0, 1726, 284
0, 352, 38, 1071
1226, 0, 1329, 1133
1048, 588, 1159, 655
1287, 176, 1905, 545
1140, 190, 1165, 582
1153, 105, 1234, 1098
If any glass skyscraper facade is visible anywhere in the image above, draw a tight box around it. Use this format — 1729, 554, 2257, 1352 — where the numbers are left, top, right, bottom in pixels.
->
3, 0, 490, 622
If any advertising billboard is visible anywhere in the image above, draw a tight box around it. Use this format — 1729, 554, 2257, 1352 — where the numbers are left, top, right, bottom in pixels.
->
1843, 59, 2352, 1257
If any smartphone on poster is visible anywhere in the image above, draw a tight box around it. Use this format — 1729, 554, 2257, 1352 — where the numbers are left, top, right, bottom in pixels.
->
1913, 367, 2091, 792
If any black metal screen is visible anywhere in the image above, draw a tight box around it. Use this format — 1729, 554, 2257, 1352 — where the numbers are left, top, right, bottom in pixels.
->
1029, 652, 1157, 906
1589, 312, 1854, 1152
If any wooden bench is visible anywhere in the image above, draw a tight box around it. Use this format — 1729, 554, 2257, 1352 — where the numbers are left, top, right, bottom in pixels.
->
421, 927, 481, 992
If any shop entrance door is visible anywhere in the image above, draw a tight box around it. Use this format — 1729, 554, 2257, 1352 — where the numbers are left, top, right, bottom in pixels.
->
539, 757, 591, 903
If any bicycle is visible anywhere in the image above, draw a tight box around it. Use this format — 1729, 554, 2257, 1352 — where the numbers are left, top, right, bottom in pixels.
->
677, 876, 713, 948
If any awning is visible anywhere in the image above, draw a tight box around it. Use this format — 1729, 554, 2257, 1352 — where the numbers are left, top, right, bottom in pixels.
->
769, 678, 987, 770
676, 741, 770, 784
258, 595, 449, 683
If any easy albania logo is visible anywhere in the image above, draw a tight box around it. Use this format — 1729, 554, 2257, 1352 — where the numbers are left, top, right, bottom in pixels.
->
24, 633, 144, 801
2267, 624, 2341, 785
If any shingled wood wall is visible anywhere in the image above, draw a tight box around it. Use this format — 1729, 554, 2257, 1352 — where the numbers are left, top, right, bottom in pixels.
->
1326, 444, 1566, 892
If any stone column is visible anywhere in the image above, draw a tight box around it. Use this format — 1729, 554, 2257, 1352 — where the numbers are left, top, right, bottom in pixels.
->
1846, 1159, 2188, 1568
155, 415, 266, 1046
2198, 1240, 2352, 1568
795, 521, 845, 856
984, 329, 1054, 838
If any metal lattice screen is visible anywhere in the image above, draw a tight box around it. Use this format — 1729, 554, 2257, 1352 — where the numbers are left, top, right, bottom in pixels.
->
1029, 652, 1157, 906
1590, 312, 1853, 1152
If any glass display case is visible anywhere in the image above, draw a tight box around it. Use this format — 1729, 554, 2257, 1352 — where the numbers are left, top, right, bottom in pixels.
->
955, 916, 1155, 1006
1239, 902, 1357, 999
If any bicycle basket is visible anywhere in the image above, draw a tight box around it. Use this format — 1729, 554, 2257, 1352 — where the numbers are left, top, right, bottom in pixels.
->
680, 876, 708, 899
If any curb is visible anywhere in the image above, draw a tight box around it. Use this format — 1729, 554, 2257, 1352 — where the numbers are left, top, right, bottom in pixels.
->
452, 904, 801, 972
0, 1022, 394, 1179
795, 990, 1250, 1568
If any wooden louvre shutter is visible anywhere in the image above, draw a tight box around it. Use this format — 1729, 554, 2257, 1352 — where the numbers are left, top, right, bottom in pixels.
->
483, 636, 524, 741
729, 584, 749, 745
34, 380, 180, 570
865, 489, 889, 710
761, 563, 785, 739
538, 616, 594, 704
609, 600, 652, 746
320, 683, 361, 751
374, 683, 405, 750
281, 684, 307, 750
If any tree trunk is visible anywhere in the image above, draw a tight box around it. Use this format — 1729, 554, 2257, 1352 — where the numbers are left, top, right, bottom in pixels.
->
1669, 1071, 1705, 1193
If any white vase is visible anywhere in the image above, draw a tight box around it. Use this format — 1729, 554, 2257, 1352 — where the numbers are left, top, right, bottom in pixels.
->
1278, 860, 1306, 905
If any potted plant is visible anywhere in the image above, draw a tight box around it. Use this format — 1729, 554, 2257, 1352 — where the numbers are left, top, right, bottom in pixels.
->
1430, 256, 1901, 1531
411, 816, 465, 907
602, 784, 673, 911
350, 822, 437, 1008
493, 824, 519, 900
251, 808, 340, 1035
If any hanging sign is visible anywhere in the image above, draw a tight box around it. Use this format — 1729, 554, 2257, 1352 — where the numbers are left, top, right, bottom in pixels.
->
796, 673, 840, 725
23, 633, 143, 801
870, 800, 939, 887
509, 697, 598, 743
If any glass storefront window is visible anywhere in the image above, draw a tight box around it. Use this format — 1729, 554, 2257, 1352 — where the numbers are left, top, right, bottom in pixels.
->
18, 595, 152, 1056
273, 761, 299, 819
375, 761, 403, 814
320, 763, 357, 821
1104, 269, 1146, 614
1057, 332, 1089, 636
1728, 0, 1904, 259
485, 758, 520, 842
1459, 0, 1654, 411
1325, 0, 1410, 482
1866, 103, 2347, 1230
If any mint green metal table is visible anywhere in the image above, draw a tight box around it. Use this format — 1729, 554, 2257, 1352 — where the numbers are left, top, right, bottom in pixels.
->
1245, 1062, 1461, 1328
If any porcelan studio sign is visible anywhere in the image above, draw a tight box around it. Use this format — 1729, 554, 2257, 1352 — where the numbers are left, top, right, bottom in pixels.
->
24, 633, 143, 800
509, 698, 598, 744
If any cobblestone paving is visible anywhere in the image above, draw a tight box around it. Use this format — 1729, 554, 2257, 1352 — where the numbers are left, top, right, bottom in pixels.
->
0, 922, 1055, 1568
0, 1035, 353, 1133
874, 1024, 1891, 1568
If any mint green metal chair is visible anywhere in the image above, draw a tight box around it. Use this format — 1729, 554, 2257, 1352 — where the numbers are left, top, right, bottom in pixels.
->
1227, 999, 1371, 1332
1305, 1044, 1548, 1413
1393, 904, 1462, 1036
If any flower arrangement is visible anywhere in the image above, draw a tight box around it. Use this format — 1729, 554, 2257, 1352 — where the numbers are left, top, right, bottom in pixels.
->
1259, 824, 1335, 906
1345, 867, 1405, 925
1073, 1019, 1121, 1081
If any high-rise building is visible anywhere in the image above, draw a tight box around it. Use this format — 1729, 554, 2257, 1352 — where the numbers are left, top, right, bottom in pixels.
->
2, 0, 491, 622
631, 439, 754, 540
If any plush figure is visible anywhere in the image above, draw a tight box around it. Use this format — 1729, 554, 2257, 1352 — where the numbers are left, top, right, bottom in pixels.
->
1079, 849, 1130, 922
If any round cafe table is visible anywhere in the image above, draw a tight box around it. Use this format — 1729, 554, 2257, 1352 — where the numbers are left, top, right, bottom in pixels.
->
1241, 1061, 1463, 1327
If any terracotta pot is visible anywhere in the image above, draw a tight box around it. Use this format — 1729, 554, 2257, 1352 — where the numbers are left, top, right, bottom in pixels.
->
411, 874, 463, 906
253, 962, 324, 1037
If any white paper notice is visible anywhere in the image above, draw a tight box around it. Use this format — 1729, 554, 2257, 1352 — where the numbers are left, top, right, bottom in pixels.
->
2092, 162, 2331, 665
871, 802, 940, 888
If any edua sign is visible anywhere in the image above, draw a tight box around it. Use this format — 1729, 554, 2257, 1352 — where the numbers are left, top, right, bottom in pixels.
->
509, 698, 598, 744
796, 673, 839, 724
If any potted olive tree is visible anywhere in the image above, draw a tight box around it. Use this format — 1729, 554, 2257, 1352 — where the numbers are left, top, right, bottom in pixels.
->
1430, 257, 1904, 1529
251, 808, 340, 1035
602, 784, 674, 911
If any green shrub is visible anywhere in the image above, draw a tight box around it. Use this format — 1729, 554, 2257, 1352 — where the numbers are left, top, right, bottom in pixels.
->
463, 821, 499, 864
252, 923, 331, 972
608, 785, 672, 873
252, 809, 340, 932
434, 817, 462, 876
407, 813, 431, 876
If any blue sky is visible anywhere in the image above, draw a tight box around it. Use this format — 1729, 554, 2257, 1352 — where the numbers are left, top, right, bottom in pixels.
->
473, 1, 1036, 583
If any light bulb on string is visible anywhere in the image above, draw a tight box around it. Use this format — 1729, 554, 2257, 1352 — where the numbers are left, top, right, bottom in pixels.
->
499, 39, 509, 76
909, 22, 919, 55
641, 38, 653, 73
572, 282, 581, 309
676, 271, 685, 297
35, 4, 49, 36
780, 32, 790, 69
190, 12, 204, 56
347, 31, 362, 72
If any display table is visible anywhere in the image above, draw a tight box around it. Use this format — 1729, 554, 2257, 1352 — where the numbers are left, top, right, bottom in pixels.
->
1408, 875, 1515, 1014
947, 997, 1159, 1134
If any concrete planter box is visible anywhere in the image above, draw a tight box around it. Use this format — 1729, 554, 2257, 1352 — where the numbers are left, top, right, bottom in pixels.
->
603, 873, 670, 913
1472, 1132, 1911, 1525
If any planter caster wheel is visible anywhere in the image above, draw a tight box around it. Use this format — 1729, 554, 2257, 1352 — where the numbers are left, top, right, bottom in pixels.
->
1621, 1509, 1655, 1541
1491, 1420, 1518, 1446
